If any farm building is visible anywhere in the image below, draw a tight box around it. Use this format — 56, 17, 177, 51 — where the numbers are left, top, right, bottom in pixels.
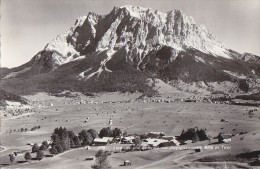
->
121, 136, 135, 144
158, 141, 177, 148
124, 160, 131, 166
162, 136, 175, 141
13, 151, 24, 156
93, 138, 111, 146
102, 137, 114, 142
141, 138, 168, 147
162, 136, 180, 146
217, 134, 232, 143
146, 132, 165, 139
184, 140, 193, 144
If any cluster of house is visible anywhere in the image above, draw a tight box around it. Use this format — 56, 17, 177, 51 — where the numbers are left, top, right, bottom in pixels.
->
136, 98, 177, 104
65, 99, 134, 105
52, 94, 248, 107
92, 132, 180, 148
2, 106, 34, 118
9, 151, 25, 157
136, 96, 209, 104
92, 131, 233, 149
27, 140, 52, 147
65, 99, 88, 105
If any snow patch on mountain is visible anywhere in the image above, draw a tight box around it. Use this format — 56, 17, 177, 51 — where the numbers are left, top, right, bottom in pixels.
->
117, 5, 231, 59
85, 49, 116, 79
78, 68, 92, 79
97, 18, 121, 50
194, 56, 206, 63
44, 16, 88, 65
29, 5, 236, 72
45, 34, 79, 64
69, 55, 86, 62
251, 69, 255, 75
223, 70, 247, 79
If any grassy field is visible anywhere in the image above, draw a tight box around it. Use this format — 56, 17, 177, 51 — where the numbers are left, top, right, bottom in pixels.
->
0, 92, 260, 168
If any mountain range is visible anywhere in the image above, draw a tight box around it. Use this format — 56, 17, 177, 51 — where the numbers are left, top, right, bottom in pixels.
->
1, 5, 260, 95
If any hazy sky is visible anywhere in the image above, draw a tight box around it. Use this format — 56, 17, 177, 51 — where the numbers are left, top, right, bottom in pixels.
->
1, 0, 260, 68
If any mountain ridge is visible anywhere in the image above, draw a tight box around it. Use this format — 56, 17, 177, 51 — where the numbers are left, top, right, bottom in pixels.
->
2, 5, 260, 95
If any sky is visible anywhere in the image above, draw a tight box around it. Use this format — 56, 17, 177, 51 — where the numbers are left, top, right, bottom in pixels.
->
1, 0, 260, 68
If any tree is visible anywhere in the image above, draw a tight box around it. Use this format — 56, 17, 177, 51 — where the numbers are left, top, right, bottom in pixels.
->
197, 129, 208, 141
79, 130, 93, 146
24, 152, 32, 161
112, 128, 122, 138
9, 154, 15, 165
133, 136, 141, 147
31, 126, 37, 131
238, 79, 249, 92
59, 127, 68, 140
51, 127, 70, 150
179, 128, 196, 141
32, 143, 39, 153
21, 128, 24, 132
92, 149, 110, 169
87, 129, 98, 139
56, 144, 63, 153
61, 139, 70, 151
68, 130, 76, 139
40, 144, 46, 151
42, 141, 49, 147
51, 134, 61, 147
73, 135, 81, 147
99, 127, 112, 138
122, 131, 127, 137
41, 141, 49, 150
192, 132, 200, 143
36, 150, 44, 160
49, 147, 58, 155
70, 137, 75, 148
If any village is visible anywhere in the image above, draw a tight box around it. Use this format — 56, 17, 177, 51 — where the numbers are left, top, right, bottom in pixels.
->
1, 92, 260, 168
5, 116, 235, 168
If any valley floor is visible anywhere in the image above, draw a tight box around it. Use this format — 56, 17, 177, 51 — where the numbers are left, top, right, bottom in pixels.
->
0, 92, 260, 168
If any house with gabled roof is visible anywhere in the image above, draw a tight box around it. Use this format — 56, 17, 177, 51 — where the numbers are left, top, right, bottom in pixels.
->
217, 133, 232, 143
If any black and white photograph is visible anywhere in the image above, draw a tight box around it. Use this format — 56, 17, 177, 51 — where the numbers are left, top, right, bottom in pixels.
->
1, 0, 260, 168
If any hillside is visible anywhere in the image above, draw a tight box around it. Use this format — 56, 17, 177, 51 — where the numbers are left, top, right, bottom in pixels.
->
0, 89, 28, 106
1, 5, 260, 95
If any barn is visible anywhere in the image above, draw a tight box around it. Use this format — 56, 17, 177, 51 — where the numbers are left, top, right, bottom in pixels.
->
217, 134, 232, 143
158, 141, 177, 148
93, 138, 111, 146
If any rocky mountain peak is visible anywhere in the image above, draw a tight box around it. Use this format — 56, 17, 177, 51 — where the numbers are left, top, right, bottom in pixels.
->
35, 5, 233, 69
2, 6, 260, 95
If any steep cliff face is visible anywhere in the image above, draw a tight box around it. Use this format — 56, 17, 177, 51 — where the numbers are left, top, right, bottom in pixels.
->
42, 5, 232, 69
2, 6, 260, 95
